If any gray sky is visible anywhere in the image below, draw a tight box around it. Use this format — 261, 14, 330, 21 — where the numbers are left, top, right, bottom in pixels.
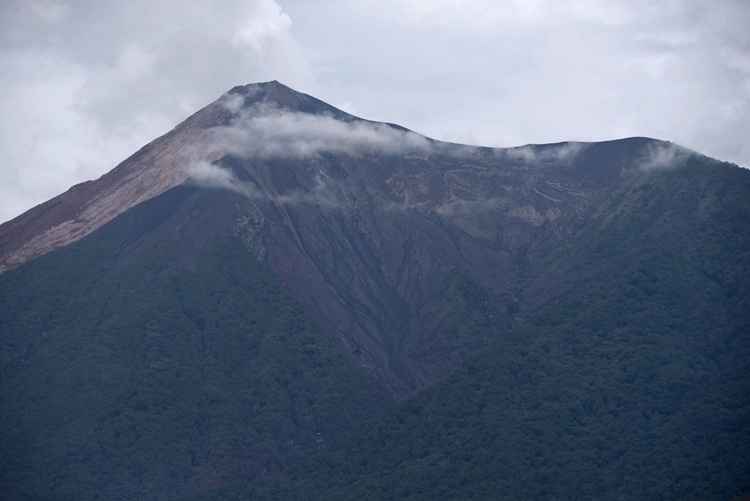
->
1, 0, 749, 223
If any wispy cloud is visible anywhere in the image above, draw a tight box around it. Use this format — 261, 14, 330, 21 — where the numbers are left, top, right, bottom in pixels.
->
639, 142, 695, 170
502, 142, 588, 164
183, 101, 436, 209
205, 102, 431, 160
0, 0, 317, 223
186, 159, 348, 209
433, 198, 505, 217
186, 161, 243, 192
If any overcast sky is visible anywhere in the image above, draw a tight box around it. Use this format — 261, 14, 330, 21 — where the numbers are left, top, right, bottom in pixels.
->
1, 0, 749, 223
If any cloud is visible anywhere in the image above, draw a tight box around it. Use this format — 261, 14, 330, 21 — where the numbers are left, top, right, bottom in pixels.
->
503, 142, 587, 164
0, 0, 310, 223
184, 102, 434, 210
2, 0, 750, 223
433, 198, 505, 217
186, 161, 242, 192
206, 103, 432, 159
185, 159, 347, 209
283, 0, 750, 167
638, 142, 695, 171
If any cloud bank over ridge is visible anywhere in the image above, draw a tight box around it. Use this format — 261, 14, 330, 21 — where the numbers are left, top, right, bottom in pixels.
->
1, 0, 749, 223
207, 103, 431, 160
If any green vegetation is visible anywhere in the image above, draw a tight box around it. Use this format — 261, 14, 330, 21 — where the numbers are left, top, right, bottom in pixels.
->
1, 156, 749, 500
261, 161, 750, 500
0, 186, 387, 500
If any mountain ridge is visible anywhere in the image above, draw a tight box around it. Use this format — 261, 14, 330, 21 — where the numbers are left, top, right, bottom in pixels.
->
1, 81, 748, 500
0, 82, 741, 394
0, 80, 697, 272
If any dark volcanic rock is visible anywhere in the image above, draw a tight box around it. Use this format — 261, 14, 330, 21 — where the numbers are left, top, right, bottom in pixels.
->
1, 82, 749, 500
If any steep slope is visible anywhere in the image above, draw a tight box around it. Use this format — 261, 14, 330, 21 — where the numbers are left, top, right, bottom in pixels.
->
1, 82, 749, 500
2, 81, 674, 394
272, 159, 750, 500
0, 81, 345, 272
0, 184, 387, 501
222, 136, 676, 393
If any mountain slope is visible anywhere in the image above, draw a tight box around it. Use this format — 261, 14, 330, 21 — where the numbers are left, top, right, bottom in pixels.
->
0, 81, 700, 394
273, 160, 750, 500
0, 81, 345, 272
1, 82, 749, 500
0, 184, 388, 500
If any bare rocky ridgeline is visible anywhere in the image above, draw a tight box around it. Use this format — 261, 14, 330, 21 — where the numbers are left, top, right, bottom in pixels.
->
0, 81, 680, 392
2, 82, 749, 501
0, 80, 647, 273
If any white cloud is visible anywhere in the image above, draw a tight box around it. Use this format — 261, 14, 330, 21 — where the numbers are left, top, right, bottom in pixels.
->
183, 103, 433, 209
206, 103, 431, 160
185, 159, 346, 209
503, 142, 587, 164
186, 161, 241, 192
0, 0, 311, 223
283, 0, 750, 167
2, 0, 749, 223
639, 142, 695, 171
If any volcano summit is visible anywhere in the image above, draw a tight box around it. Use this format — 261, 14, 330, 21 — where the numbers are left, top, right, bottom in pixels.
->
1, 82, 748, 500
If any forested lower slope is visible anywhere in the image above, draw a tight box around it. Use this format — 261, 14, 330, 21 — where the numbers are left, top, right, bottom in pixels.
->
1, 81, 749, 500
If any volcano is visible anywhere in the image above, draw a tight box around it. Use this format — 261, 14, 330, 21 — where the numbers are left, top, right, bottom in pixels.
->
1, 81, 748, 500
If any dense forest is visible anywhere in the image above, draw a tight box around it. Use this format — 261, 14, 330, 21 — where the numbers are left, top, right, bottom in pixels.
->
1, 83, 749, 500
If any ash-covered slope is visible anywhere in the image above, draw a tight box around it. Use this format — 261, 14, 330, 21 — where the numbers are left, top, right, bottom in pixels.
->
0, 80, 658, 273
279, 160, 750, 501
0, 81, 346, 272
0, 80, 680, 393
0, 184, 388, 501
1, 82, 749, 500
